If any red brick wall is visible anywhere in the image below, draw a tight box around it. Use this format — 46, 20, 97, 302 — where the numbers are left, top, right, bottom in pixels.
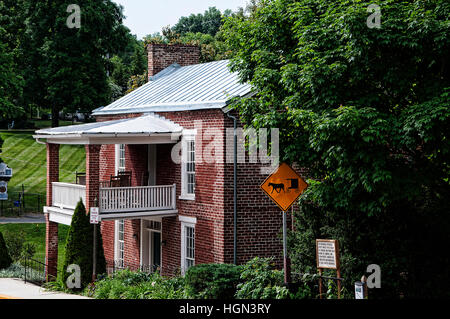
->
147, 43, 200, 78
45, 214, 58, 280
46, 143, 59, 206
126, 144, 148, 186
223, 111, 286, 267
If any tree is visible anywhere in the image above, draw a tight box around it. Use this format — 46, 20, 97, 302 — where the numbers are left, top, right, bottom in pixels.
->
0, 29, 24, 123
0, 231, 12, 270
62, 200, 106, 289
172, 7, 225, 37
110, 55, 131, 94
223, 0, 450, 298
23, 0, 130, 127
130, 43, 147, 77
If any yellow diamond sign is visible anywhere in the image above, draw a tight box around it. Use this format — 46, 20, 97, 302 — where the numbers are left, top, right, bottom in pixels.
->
260, 163, 308, 212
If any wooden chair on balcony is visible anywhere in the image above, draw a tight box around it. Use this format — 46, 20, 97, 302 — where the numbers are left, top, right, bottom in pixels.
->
109, 176, 122, 187
75, 171, 86, 185
117, 171, 132, 187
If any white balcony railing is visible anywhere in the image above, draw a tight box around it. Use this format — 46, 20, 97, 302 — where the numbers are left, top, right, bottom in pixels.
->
99, 184, 176, 214
52, 182, 86, 210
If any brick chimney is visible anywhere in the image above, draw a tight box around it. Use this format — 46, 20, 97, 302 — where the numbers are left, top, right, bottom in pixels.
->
147, 43, 200, 80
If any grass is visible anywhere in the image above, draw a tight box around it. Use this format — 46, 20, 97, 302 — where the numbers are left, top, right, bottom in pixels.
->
0, 223, 70, 274
32, 119, 74, 129
0, 131, 86, 195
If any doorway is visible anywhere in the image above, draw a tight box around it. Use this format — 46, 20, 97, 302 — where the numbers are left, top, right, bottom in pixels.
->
141, 219, 162, 272
149, 231, 161, 270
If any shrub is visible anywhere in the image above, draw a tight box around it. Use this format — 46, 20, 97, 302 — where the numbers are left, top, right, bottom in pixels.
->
3, 230, 25, 261
87, 269, 186, 299
0, 232, 13, 269
185, 263, 242, 299
235, 257, 289, 299
62, 200, 106, 289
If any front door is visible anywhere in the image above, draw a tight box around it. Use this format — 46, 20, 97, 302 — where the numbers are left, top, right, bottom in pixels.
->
149, 230, 161, 271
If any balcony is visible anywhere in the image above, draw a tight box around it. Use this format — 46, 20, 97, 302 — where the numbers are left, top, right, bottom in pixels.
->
99, 184, 177, 220
45, 182, 177, 225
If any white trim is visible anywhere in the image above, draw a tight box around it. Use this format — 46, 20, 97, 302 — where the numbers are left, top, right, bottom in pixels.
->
100, 210, 178, 221
182, 129, 197, 136
180, 216, 196, 275
114, 219, 125, 267
179, 215, 197, 224
115, 144, 120, 175
33, 134, 181, 145
180, 134, 196, 200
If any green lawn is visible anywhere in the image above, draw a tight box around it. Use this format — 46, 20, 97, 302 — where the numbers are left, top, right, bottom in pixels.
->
0, 130, 86, 195
0, 223, 69, 274
32, 119, 74, 129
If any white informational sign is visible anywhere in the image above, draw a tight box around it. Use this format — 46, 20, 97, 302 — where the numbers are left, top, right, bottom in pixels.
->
355, 282, 365, 299
90, 207, 99, 224
316, 239, 338, 269
0, 181, 8, 200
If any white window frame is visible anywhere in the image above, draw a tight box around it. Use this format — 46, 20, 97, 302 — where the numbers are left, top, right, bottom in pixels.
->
115, 144, 126, 174
114, 145, 126, 268
180, 215, 196, 275
114, 219, 125, 268
179, 133, 196, 200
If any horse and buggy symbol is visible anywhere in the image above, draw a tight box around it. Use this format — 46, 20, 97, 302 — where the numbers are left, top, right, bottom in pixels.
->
268, 178, 299, 194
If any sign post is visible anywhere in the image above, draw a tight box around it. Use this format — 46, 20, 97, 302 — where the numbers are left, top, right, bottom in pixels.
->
316, 239, 341, 299
90, 205, 99, 282
260, 163, 308, 285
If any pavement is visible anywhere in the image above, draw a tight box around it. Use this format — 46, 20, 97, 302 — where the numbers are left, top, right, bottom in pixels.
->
0, 278, 90, 299
0, 214, 46, 224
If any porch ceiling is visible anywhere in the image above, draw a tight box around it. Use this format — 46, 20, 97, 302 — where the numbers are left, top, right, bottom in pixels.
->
33, 114, 184, 145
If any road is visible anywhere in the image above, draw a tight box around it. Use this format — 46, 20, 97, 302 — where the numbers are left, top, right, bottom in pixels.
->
0, 278, 89, 299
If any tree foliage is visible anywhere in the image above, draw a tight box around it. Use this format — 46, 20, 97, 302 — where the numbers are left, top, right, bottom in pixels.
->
172, 7, 230, 37
0, 231, 12, 270
62, 200, 106, 289
0, 28, 23, 121
223, 0, 450, 298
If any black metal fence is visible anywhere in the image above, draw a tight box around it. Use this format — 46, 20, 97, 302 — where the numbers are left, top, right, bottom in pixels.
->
22, 257, 48, 286
0, 185, 44, 217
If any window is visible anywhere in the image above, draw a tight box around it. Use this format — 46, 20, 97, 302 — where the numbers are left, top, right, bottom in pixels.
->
180, 136, 195, 200
116, 144, 126, 173
184, 226, 195, 270
115, 219, 125, 268
180, 216, 196, 274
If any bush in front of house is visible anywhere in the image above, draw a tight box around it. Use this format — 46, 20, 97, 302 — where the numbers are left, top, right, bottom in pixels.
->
62, 200, 106, 289
2, 230, 36, 261
87, 269, 186, 299
0, 231, 13, 269
184, 263, 242, 299
235, 257, 290, 299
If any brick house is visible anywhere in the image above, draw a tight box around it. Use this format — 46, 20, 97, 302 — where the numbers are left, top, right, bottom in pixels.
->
34, 44, 286, 279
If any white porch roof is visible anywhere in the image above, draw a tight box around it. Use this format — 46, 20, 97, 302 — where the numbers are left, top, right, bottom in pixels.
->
33, 114, 184, 145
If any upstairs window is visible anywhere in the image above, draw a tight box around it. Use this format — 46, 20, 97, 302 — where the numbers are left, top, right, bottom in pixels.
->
118, 144, 126, 172
180, 135, 195, 200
